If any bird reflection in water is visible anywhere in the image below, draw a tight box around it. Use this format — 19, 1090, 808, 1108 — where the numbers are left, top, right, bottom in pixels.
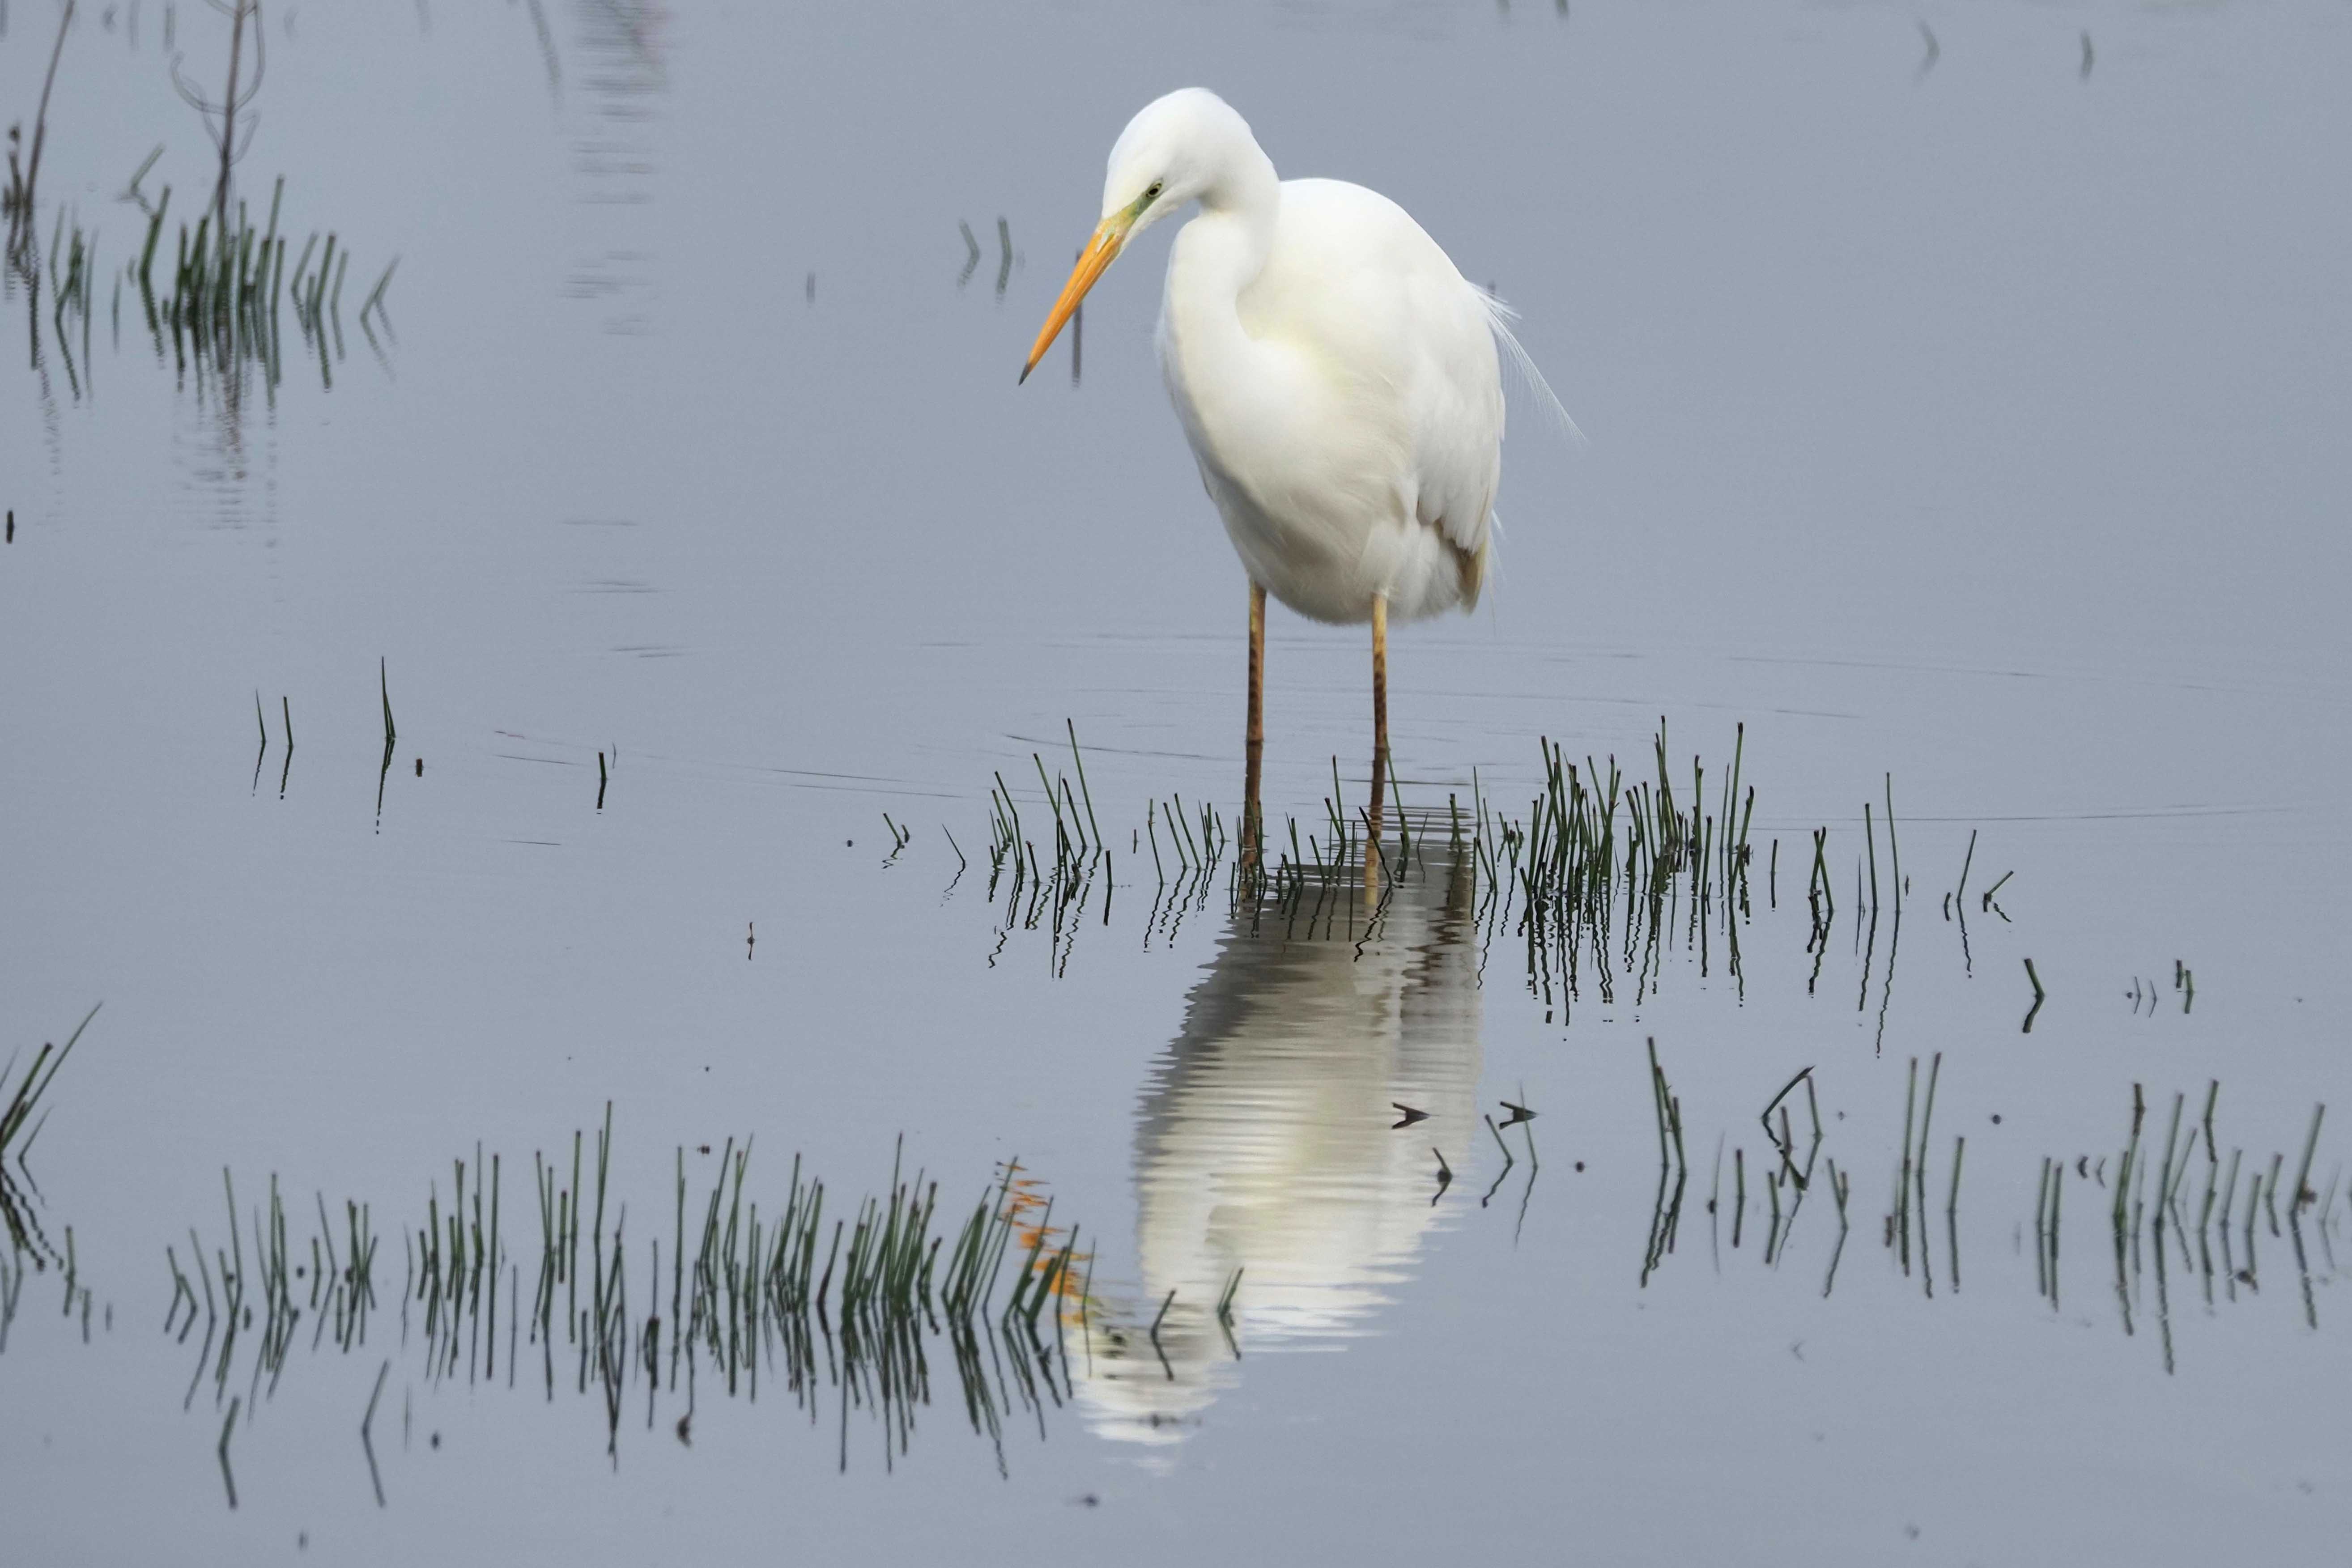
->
1075, 843, 1481, 1444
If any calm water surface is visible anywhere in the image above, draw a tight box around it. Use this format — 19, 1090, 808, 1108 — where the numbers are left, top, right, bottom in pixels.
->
4, 0, 2350, 1562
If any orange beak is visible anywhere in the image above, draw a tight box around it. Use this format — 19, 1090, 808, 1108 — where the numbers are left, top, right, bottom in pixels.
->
1020, 216, 1126, 384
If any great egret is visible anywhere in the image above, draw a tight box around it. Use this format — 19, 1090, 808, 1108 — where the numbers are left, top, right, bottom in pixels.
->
1022, 87, 1568, 869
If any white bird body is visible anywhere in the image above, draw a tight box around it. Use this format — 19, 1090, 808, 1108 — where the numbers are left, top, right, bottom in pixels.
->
1155, 162, 1503, 624
1029, 88, 1518, 626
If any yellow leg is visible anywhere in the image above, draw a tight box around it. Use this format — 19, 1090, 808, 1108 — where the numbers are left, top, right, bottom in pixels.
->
1242, 581, 1266, 873
1365, 593, 1388, 895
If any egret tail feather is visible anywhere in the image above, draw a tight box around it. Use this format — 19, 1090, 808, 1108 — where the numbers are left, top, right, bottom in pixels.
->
1476, 289, 1584, 450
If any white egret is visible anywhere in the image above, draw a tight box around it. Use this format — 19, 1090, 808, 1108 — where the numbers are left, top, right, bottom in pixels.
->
1021, 87, 1569, 868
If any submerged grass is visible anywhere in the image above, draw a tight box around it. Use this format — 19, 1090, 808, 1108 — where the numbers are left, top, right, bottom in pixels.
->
0, 1004, 102, 1265
168, 1115, 1092, 1478
6, 170, 391, 404
0, 1036, 2325, 1487
0, 1008, 104, 1343
0, 1, 74, 243
1625, 1048, 2344, 1371
954, 718, 1960, 1027
0, 1004, 98, 1163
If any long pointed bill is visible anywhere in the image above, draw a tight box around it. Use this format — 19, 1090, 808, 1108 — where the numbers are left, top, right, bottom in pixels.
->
1021, 217, 1126, 383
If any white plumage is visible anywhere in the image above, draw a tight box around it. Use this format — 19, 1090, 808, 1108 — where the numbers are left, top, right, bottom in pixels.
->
1023, 88, 1565, 844
1033, 87, 1514, 624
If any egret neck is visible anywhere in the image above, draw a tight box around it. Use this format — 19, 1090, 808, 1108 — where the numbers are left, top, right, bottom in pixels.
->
1156, 128, 1281, 468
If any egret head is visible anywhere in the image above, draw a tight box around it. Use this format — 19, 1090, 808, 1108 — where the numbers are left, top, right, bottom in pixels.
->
1021, 89, 1253, 383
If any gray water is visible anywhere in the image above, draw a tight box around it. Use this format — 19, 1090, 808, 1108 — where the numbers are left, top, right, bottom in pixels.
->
4, 0, 2351, 1561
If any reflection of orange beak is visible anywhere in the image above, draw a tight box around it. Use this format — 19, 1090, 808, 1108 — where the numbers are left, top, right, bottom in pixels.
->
1020, 216, 1126, 383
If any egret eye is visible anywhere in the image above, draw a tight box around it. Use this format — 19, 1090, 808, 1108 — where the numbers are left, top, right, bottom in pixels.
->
1145, 181, 1164, 201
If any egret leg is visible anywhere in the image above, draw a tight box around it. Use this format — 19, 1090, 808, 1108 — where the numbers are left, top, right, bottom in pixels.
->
1365, 592, 1389, 895
1242, 580, 1267, 874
